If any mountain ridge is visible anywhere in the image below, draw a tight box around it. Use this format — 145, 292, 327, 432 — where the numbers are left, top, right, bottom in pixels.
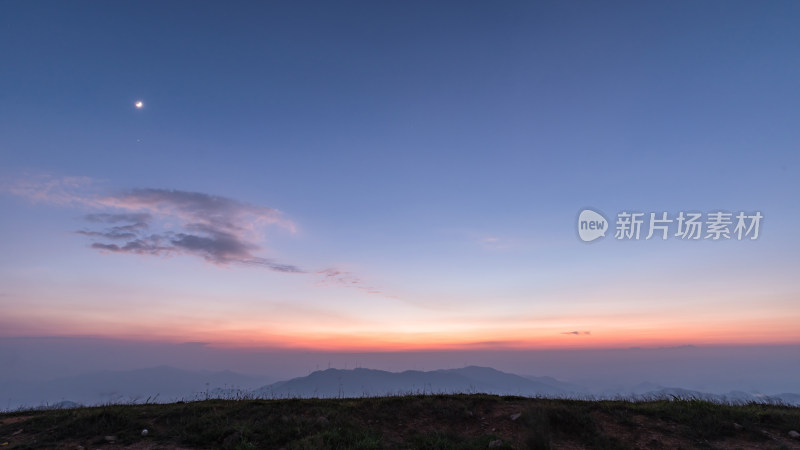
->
3, 365, 799, 411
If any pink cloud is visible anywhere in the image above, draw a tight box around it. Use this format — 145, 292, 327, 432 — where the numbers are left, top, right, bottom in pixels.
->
2, 173, 97, 207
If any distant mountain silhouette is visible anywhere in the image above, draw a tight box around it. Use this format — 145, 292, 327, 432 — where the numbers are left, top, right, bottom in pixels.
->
255, 366, 578, 398
0, 366, 270, 410
770, 393, 800, 405
521, 374, 587, 393
253, 366, 800, 405
3, 365, 797, 411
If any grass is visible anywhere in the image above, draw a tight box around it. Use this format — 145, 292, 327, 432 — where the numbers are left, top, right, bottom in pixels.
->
1, 394, 799, 449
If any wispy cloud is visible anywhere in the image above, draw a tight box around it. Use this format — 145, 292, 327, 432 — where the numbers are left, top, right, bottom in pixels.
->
81, 189, 303, 272
317, 268, 386, 295
4, 174, 393, 288
77, 214, 150, 240
561, 331, 591, 336
2, 173, 96, 206
85, 213, 153, 224
468, 232, 516, 251
96, 188, 295, 233
3, 174, 301, 272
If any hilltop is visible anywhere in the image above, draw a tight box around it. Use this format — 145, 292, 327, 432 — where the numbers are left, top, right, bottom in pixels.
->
2, 394, 800, 449
255, 366, 573, 399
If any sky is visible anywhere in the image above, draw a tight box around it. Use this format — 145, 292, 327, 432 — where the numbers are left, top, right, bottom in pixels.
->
1, 1, 799, 379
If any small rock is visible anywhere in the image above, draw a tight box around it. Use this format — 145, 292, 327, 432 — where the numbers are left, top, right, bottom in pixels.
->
510, 413, 521, 421
733, 423, 743, 430
141, 428, 149, 436
316, 416, 329, 425
11, 429, 22, 436
488, 439, 503, 448
789, 430, 800, 439
104, 436, 116, 442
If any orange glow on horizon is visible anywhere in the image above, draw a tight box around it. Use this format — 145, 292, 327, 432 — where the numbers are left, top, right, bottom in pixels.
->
3, 290, 799, 352
5, 313, 799, 352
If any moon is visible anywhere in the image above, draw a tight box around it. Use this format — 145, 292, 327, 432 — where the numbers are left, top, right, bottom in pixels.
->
135, 101, 144, 109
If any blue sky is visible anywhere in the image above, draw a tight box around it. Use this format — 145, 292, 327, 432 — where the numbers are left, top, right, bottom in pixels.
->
1, 1, 799, 353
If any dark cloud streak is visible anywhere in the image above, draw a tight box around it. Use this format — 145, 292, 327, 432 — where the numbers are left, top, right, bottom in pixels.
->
317, 268, 385, 295
84, 213, 152, 224
78, 189, 304, 273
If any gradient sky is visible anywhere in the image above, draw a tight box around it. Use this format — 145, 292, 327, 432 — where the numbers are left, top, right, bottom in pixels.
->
1, 1, 799, 355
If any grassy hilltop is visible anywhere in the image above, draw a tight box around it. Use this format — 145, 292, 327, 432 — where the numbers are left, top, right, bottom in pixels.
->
2, 395, 800, 449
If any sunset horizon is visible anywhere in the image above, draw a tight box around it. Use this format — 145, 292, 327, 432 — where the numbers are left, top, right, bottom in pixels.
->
2, 1, 799, 414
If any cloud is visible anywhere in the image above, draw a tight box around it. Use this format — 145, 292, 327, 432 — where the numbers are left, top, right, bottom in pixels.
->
317, 268, 386, 295
85, 213, 152, 224
98, 188, 296, 232
472, 233, 516, 251
561, 331, 591, 336
1, 176, 301, 271
76, 189, 303, 272
179, 341, 210, 347
1, 173, 96, 206
77, 215, 150, 240
5, 174, 383, 288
